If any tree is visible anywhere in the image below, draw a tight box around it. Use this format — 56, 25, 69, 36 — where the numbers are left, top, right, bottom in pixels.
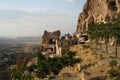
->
109, 59, 117, 69
88, 15, 120, 55
36, 52, 51, 78
11, 68, 22, 80
11, 52, 82, 79
88, 23, 101, 48
108, 59, 119, 78
110, 17, 120, 58
88, 22, 112, 53
48, 57, 64, 75
11, 62, 32, 80
36, 60, 51, 78
101, 22, 112, 53
35, 52, 82, 79
36, 52, 45, 62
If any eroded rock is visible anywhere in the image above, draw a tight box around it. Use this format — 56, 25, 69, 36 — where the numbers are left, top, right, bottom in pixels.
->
42, 30, 61, 44
77, 0, 120, 33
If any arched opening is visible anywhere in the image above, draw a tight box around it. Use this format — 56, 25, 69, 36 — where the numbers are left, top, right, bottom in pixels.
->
49, 38, 55, 44
78, 19, 81, 23
108, 1, 117, 11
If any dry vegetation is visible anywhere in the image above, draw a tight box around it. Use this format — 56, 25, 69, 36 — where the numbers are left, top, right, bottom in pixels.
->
56, 42, 120, 80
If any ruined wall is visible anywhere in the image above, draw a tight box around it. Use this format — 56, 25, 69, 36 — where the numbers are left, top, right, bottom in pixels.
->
42, 30, 61, 44
76, 0, 120, 33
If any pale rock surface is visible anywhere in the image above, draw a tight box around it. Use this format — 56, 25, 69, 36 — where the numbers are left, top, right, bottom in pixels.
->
77, 0, 120, 33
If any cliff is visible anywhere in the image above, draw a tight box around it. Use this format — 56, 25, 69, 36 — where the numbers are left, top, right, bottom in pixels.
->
76, 0, 120, 33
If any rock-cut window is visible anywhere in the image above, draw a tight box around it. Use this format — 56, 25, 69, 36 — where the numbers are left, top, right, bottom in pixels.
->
108, 1, 117, 11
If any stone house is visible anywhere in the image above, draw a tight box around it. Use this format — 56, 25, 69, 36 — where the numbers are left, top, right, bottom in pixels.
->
39, 30, 62, 57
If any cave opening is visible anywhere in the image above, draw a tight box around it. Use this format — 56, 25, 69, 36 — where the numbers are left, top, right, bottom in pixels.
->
78, 19, 81, 23
118, 0, 120, 4
108, 1, 117, 11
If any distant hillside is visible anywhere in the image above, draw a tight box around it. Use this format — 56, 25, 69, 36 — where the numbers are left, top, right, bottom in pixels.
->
17, 36, 41, 42
0, 37, 41, 44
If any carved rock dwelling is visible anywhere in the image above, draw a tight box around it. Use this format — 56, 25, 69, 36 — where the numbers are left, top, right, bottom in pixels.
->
38, 30, 88, 57
39, 30, 61, 57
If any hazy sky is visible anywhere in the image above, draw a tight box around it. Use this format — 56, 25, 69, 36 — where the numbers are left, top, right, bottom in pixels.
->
0, 0, 86, 38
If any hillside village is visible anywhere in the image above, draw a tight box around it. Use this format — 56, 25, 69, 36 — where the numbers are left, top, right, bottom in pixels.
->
38, 30, 88, 57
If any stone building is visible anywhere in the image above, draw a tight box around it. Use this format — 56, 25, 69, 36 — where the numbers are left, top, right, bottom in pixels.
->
39, 30, 61, 57
38, 30, 88, 57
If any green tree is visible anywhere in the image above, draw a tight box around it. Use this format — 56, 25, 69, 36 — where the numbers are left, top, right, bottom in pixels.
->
11, 64, 32, 80
11, 68, 22, 80
48, 57, 64, 75
11, 52, 82, 79
36, 52, 51, 78
35, 52, 81, 79
109, 59, 117, 69
101, 22, 112, 53
88, 23, 100, 48
110, 17, 120, 58
36, 60, 51, 78
11, 61, 32, 80
108, 60, 119, 78
88, 22, 112, 53
36, 52, 45, 62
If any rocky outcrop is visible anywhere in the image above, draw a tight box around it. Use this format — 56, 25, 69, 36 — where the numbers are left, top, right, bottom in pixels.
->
42, 30, 61, 44
76, 0, 120, 33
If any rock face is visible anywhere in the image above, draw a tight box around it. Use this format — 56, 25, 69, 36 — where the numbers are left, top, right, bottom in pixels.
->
76, 0, 120, 33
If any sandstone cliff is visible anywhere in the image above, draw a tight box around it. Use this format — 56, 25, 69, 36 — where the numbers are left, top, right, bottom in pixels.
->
77, 0, 120, 33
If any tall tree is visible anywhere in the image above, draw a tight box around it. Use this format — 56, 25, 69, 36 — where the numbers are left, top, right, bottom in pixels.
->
88, 21, 113, 53
101, 22, 112, 53
88, 23, 101, 48
111, 17, 120, 58
88, 15, 120, 55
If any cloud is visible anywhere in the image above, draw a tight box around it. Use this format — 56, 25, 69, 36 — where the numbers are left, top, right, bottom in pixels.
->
66, 0, 80, 2
0, 8, 76, 37
0, 3, 8, 9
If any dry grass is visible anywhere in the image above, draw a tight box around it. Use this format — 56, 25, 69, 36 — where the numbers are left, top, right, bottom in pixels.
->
45, 43, 120, 80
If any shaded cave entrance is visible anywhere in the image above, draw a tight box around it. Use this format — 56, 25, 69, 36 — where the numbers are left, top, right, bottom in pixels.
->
108, 1, 117, 11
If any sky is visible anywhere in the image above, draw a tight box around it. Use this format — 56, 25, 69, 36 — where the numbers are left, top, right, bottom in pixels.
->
0, 0, 86, 38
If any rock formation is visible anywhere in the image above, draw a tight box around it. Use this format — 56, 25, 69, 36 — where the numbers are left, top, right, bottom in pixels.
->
76, 0, 120, 33
42, 30, 61, 44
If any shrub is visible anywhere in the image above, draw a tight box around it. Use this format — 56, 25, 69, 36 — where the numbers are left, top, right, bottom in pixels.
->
27, 64, 37, 72
83, 45, 90, 49
49, 75, 55, 80
109, 60, 117, 69
107, 69, 119, 78
11, 51, 82, 79
36, 51, 82, 78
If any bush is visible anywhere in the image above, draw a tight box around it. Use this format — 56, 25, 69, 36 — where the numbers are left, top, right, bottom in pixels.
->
21, 74, 33, 80
27, 64, 37, 72
49, 75, 55, 80
108, 69, 119, 78
36, 51, 82, 78
83, 45, 90, 49
11, 68, 22, 80
11, 52, 82, 79
109, 60, 117, 69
